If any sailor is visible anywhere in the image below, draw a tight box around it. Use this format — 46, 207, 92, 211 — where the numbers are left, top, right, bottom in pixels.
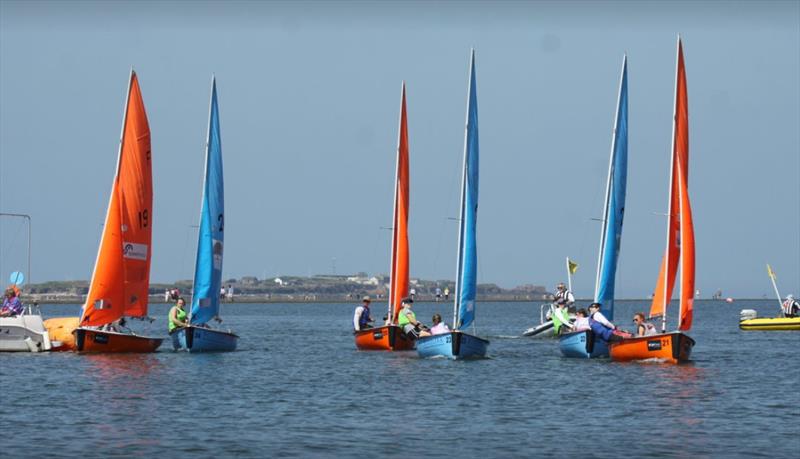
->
168, 298, 189, 332
571, 309, 591, 332
782, 295, 799, 318
0, 288, 23, 317
552, 302, 572, 335
353, 296, 374, 332
429, 313, 450, 335
587, 302, 622, 343
554, 282, 575, 309
397, 298, 429, 338
632, 312, 657, 336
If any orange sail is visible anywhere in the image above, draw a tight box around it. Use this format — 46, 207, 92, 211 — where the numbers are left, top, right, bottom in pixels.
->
388, 82, 410, 323
649, 38, 691, 330
80, 71, 153, 326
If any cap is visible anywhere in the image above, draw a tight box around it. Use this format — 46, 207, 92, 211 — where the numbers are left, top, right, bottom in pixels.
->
589, 302, 601, 309
362, 296, 371, 302
401, 297, 414, 304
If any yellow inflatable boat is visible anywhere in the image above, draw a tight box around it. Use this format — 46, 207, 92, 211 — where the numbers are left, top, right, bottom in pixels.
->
43, 316, 80, 350
739, 316, 800, 331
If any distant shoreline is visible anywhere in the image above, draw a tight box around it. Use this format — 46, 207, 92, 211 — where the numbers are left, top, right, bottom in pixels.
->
30, 296, 768, 305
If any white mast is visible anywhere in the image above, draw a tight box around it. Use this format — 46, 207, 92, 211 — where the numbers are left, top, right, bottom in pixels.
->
386, 81, 405, 325
189, 74, 217, 323
661, 36, 681, 333
453, 49, 475, 330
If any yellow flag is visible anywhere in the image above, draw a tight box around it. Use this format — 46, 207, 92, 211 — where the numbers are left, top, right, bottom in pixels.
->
767, 264, 776, 279
568, 258, 579, 274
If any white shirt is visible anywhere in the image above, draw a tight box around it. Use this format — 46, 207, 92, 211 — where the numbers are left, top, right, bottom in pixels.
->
573, 316, 590, 331
430, 322, 450, 335
591, 310, 615, 329
353, 305, 368, 331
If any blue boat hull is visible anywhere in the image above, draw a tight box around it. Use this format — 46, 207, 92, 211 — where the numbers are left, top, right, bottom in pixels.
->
558, 330, 609, 358
417, 331, 489, 359
171, 325, 238, 352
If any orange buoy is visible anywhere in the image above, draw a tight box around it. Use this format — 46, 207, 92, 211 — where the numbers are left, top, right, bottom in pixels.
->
44, 317, 80, 351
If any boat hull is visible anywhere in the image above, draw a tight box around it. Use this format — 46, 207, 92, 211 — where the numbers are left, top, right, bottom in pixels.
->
354, 325, 415, 351
170, 325, 238, 352
0, 313, 52, 352
559, 330, 609, 358
417, 331, 489, 359
739, 317, 800, 331
74, 327, 163, 353
523, 320, 554, 337
609, 331, 694, 364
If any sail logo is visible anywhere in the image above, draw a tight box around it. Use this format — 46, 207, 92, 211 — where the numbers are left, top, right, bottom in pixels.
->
465, 300, 474, 312
122, 242, 148, 260
212, 240, 223, 270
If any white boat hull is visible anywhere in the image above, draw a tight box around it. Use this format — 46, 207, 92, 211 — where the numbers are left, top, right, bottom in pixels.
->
0, 312, 53, 352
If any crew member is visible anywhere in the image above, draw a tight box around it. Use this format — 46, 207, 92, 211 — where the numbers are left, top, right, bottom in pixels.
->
168, 298, 189, 332
353, 296, 374, 332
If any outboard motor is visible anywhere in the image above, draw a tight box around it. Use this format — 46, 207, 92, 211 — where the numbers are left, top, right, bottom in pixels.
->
740, 309, 757, 321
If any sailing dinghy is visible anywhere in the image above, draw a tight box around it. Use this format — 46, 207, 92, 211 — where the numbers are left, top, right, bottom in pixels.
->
610, 38, 695, 363
560, 55, 628, 359
355, 82, 415, 351
74, 70, 163, 353
171, 77, 239, 352
417, 50, 489, 359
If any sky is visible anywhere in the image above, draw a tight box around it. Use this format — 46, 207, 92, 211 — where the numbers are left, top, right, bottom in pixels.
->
0, 0, 798, 298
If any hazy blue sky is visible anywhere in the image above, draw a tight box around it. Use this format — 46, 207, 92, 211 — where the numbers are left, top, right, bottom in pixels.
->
1, 1, 798, 298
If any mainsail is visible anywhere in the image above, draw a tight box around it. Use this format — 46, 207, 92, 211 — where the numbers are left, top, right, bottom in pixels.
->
649, 38, 694, 332
387, 83, 411, 324
190, 77, 225, 325
81, 71, 153, 326
593, 55, 629, 321
455, 49, 479, 330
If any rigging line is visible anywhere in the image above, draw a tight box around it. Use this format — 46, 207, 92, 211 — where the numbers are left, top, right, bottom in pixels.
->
0, 220, 26, 275
181, 224, 199, 282
431, 140, 465, 281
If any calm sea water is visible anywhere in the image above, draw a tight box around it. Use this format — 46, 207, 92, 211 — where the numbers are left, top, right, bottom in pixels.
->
2, 300, 798, 458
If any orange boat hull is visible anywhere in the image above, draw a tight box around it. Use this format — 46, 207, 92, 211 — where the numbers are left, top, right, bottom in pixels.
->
354, 325, 415, 351
74, 327, 163, 353
609, 331, 694, 364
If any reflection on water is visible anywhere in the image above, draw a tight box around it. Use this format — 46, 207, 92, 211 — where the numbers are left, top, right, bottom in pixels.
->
2, 300, 799, 458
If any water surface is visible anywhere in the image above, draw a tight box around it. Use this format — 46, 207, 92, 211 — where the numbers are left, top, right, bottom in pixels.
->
2, 300, 798, 458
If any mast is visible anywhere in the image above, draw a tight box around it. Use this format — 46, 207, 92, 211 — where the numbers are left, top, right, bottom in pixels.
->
386, 82, 405, 325
81, 69, 135, 323
661, 36, 681, 333
594, 55, 626, 301
189, 75, 217, 323
453, 50, 475, 330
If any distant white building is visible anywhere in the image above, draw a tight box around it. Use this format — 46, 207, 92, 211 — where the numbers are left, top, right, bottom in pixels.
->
274, 278, 285, 286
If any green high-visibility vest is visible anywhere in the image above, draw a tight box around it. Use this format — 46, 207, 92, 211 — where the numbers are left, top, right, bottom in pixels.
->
169, 306, 187, 332
397, 307, 415, 327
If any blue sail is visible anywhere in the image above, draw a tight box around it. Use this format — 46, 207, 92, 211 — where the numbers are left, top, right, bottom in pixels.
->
456, 51, 479, 330
594, 57, 628, 320
190, 78, 225, 325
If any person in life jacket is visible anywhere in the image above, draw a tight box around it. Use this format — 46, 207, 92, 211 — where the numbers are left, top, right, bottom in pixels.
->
632, 312, 657, 337
168, 298, 189, 332
0, 288, 23, 317
353, 296, 374, 332
552, 302, 573, 335
554, 282, 575, 309
587, 302, 622, 343
782, 295, 799, 318
397, 298, 430, 338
